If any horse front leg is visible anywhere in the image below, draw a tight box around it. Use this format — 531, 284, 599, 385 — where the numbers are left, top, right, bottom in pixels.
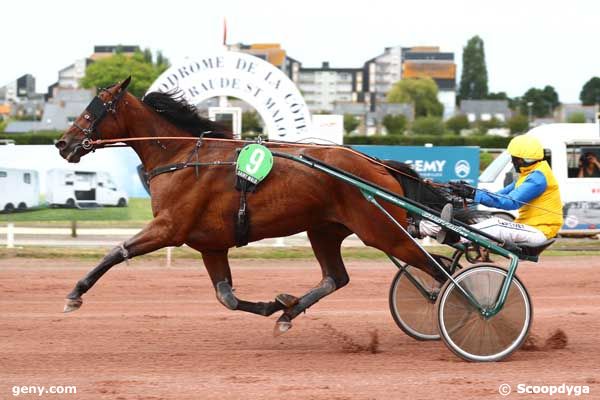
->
63, 216, 181, 312
200, 250, 298, 316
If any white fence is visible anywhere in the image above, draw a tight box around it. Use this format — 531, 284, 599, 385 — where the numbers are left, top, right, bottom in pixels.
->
0, 224, 377, 248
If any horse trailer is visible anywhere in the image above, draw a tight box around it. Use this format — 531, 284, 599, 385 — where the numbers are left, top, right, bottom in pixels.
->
0, 167, 40, 212
46, 169, 128, 208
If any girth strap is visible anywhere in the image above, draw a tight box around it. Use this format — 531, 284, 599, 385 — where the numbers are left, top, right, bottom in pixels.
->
235, 178, 256, 247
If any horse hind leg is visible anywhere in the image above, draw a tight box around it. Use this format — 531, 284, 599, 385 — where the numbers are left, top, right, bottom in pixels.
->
275, 224, 350, 335
201, 250, 298, 317
215, 280, 298, 316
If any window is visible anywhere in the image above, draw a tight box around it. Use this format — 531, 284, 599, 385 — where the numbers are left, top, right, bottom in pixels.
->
567, 145, 600, 178
23, 173, 31, 184
0, 171, 6, 178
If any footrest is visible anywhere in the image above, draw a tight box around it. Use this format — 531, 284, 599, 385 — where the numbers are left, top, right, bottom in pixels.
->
510, 238, 556, 258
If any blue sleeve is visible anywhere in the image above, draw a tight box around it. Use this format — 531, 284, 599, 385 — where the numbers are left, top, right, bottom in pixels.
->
474, 171, 547, 210
497, 182, 515, 195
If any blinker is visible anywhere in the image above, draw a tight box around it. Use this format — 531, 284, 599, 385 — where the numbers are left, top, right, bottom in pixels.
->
87, 96, 107, 120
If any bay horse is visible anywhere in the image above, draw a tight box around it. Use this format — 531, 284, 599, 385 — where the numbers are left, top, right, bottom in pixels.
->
55, 77, 461, 333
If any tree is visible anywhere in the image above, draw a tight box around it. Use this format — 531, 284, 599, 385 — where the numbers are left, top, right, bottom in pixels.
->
580, 77, 600, 105
143, 48, 153, 64
343, 114, 360, 134
242, 111, 263, 133
382, 114, 407, 135
156, 51, 170, 70
517, 86, 560, 118
486, 92, 509, 101
508, 115, 529, 134
542, 85, 560, 110
411, 116, 445, 135
445, 114, 470, 134
458, 36, 488, 101
486, 91, 520, 110
387, 78, 443, 117
567, 112, 586, 123
80, 50, 170, 97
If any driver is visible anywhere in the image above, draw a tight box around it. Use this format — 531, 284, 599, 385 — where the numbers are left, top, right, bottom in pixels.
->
419, 135, 563, 245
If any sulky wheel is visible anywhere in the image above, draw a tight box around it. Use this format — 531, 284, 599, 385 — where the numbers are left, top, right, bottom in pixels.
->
389, 255, 457, 341
436, 264, 532, 362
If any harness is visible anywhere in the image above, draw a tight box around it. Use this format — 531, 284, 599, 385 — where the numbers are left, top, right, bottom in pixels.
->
144, 137, 236, 182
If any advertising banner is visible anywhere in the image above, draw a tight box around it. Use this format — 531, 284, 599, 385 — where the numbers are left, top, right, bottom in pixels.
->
352, 145, 480, 184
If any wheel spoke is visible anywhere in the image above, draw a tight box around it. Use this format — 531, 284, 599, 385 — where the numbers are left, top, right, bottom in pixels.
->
391, 265, 442, 340
439, 266, 531, 361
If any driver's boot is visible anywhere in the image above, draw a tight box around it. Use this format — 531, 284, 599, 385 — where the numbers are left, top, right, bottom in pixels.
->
436, 204, 460, 245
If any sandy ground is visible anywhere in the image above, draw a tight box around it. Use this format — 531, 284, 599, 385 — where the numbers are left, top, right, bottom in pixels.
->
1, 256, 600, 400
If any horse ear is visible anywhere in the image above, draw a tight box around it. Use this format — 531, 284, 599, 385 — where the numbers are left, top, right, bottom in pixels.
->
119, 76, 132, 92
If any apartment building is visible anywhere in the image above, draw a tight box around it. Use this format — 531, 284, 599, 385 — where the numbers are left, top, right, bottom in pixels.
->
0, 74, 37, 102
298, 62, 363, 112
401, 47, 456, 119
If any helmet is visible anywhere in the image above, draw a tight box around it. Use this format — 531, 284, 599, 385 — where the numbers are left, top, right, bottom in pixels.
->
507, 135, 544, 161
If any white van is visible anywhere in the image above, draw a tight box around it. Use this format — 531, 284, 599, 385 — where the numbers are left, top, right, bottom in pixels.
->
46, 169, 128, 208
0, 167, 40, 212
478, 123, 600, 234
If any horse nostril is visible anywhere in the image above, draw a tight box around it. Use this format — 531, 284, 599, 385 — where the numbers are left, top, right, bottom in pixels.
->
55, 140, 67, 150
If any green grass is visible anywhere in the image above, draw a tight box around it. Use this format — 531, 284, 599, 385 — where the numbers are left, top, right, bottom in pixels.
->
0, 246, 388, 261
1, 242, 598, 262
0, 198, 153, 223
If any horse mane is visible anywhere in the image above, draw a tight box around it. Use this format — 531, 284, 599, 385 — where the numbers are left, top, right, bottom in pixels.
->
142, 91, 233, 139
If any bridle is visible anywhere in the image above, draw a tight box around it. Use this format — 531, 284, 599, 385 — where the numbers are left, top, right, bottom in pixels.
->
72, 86, 127, 151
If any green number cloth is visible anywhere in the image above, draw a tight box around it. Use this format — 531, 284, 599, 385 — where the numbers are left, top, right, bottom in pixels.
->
236, 144, 274, 184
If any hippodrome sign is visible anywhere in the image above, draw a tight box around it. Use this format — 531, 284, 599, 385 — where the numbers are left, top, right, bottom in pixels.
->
147, 52, 312, 142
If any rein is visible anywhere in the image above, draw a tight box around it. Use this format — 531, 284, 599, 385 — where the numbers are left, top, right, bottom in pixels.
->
89, 136, 445, 188
96, 135, 563, 217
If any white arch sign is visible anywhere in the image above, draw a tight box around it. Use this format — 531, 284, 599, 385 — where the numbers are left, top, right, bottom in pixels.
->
147, 51, 312, 142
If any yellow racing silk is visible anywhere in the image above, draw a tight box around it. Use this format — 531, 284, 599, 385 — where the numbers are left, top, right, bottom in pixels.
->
515, 161, 563, 238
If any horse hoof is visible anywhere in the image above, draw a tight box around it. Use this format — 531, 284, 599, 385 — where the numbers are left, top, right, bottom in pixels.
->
276, 293, 299, 308
273, 321, 292, 336
63, 298, 83, 313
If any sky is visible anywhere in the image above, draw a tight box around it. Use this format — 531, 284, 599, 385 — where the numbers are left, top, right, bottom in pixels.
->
3, 0, 598, 103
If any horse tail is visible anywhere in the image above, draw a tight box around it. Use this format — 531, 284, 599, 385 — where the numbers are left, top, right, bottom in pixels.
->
380, 159, 448, 209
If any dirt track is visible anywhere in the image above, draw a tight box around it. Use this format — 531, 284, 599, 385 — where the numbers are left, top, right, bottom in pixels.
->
1, 256, 599, 399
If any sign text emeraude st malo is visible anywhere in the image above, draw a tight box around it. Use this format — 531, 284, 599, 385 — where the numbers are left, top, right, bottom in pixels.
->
148, 52, 312, 141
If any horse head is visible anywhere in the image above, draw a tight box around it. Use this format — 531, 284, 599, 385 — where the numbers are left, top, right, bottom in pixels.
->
55, 76, 132, 163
